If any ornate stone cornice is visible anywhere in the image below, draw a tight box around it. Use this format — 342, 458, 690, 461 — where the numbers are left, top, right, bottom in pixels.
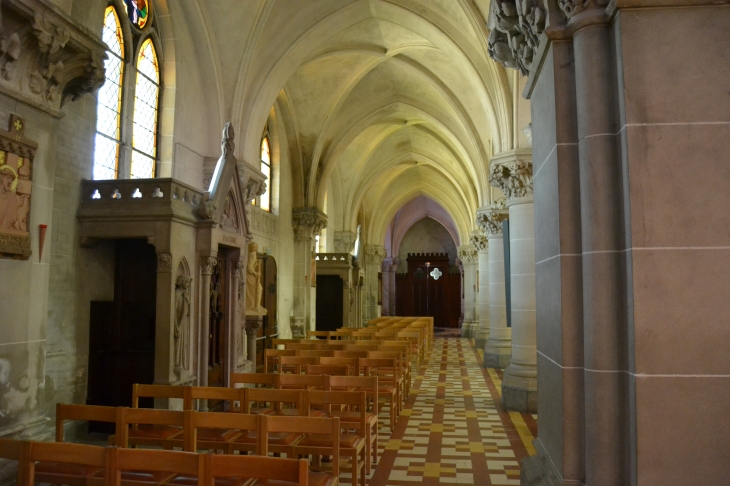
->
470, 232, 488, 252
487, 0, 546, 76
457, 245, 478, 265
292, 207, 327, 241
0, 0, 108, 117
333, 231, 356, 253
489, 152, 533, 200
363, 245, 387, 265
476, 208, 509, 236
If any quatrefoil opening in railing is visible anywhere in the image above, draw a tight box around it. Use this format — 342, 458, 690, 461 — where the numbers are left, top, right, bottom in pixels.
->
132, 188, 142, 198
111, 189, 122, 199
91, 189, 101, 200
429, 267, 442, 280
151, 187, 164, 198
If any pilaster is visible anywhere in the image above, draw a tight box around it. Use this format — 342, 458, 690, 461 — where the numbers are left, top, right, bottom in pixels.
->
469, 233, 490, 348
457, 244, 478, 338
291, 207, 327, 333
362, 244, 387, 325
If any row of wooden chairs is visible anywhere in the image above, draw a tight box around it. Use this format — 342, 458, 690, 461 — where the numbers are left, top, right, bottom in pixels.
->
1, 432, 310, 485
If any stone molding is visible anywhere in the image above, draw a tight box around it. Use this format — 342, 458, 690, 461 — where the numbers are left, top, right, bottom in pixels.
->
381, 256, 399, 272
489, 151, 534, 200
0, 0, 107, 117
363, 244, 386, 265
291, 207, 327, 241
156, 252, 172, 272
457, 245, 478, 265
201, 256, 217, 275
559, 0, 610, 19
476, 207, 509, 236
470, 232, 488, 252
333, 230, 356, 253
487, 0, 546, 75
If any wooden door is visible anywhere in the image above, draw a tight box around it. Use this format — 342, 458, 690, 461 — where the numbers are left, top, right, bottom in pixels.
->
258, 255, 278, 372
316, 275, 344, 332
207, 251, 229, 389
87, 239, 156, 428
395, 253, 461, 327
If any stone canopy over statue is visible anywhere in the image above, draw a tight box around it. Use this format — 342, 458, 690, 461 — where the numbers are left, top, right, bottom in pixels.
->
245, 241, 266, 316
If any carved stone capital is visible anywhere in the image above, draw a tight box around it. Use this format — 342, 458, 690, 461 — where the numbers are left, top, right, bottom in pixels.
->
0, 1, 108, 116
292, 207, 327, 242
238, 161, 267, 204
457, 245, 478, 265
156, 252, 172, 272
558, 0, 610, 20
333, 231, 356, 253
470, 232, 489, 252
381, 256, 399, 272
201, 256, 217, 275
487, 0, 546, 76
364, 245, 387, 265
244, 316, 263, 335
477, 208, 510, 236
489, 153, 533, 200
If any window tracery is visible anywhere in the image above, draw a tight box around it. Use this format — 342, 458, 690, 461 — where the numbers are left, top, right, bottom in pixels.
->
259, 131, 272, 211
131, 38, 159, 179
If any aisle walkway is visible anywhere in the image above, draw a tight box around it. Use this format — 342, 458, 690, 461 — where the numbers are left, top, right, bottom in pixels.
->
362, 337, 537, 486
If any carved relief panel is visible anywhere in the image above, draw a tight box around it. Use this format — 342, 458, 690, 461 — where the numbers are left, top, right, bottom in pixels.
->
0, 115, 37, 259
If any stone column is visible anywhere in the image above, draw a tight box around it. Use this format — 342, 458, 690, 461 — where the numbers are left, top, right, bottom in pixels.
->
363, 245, 386, 325
232, 261, 246, 374
292, 207, 327, 334
490, 151, 536, 412
470, 232, 490, 348
457, 244, 478, 338
155, 252, 174, 384
198, 256, 217, 387
380, 257, 399, 316
244, 316, 263, 369
477, 207, 511, 369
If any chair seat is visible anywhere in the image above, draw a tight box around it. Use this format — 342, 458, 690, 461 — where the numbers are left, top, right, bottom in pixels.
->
329, 410, 377, 424
250, 407, 276, 415
130, 424, 184, 440
252, 471, 337, 486
232, 430, 302, 446
34, 461, 103, 482
269, 408, 326, 418
90, 468, 175, 485
377, 386, 396, 394
197, 427, 242, 442
166, 474, 249, 485
298, 433, 364, 449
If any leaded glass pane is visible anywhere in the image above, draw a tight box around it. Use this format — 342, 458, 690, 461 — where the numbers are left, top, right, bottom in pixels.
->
261, 137, 270, 164
131, 38, 159, 179
93, 7, 124, 180
260, 163, 271, 211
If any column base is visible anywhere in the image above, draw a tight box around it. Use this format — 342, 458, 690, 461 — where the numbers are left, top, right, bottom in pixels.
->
474, 336, 488, 350
461, 322, 472, 338
520, 455, 559, 486
502, 383, 537, 413
483, 352, 511, 369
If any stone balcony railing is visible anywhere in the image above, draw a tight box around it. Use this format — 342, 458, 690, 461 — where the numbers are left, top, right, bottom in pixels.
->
78, 178, 206, 224
315, 253, 353, 265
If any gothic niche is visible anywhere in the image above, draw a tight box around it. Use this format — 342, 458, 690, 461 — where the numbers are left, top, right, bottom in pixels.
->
0, 115, 37, 259
174, 259, 192, 376
245, 241, 266, 316
221, 190, 239, 232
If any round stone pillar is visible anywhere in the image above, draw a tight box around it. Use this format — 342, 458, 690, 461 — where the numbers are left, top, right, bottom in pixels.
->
489, 151, 536, 412
457, 244, 478, 337
471, 233, 490, 349
477, 207, 511, 368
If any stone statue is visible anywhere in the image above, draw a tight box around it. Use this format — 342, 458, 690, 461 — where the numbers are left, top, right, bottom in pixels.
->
174, 275, 192, 373
245, 242, 266, 315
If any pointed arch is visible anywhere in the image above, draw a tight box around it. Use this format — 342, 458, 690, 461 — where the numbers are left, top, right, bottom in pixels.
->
131, 37, 160, 179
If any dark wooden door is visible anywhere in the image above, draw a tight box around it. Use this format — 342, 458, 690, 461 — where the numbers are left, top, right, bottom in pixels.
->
208, 251, 229, 389
316, 275, 344, 332
87, 239, 157, 427
395, 253, 460, 327
256, 254, 278, 372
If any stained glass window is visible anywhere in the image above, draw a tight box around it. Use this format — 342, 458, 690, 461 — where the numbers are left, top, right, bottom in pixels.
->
93, 6, 124, 180
131, 38, 159, 179
123, 0, 149, 29
260, 135, 271, 211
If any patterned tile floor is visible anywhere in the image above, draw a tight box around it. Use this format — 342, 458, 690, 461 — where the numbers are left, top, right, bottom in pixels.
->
342, 337, 537, 486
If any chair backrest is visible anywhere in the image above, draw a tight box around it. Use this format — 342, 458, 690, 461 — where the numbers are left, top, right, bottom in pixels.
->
264, 349, 297, 373
132, 384, 186, 408
184, 410, 259, 453
297, 349, 335, 357
260, 415, 340, 477
230, 372, 279, 388
0, 438, 21, 461
19, 441, 107, 486
184, 386, 244, 412
326, 376, 378, 404
360, 357, 400, 382
344, 344, 380, 352
244, 388, 305, 414
307, 330, 331, 340
109, 447, 204, 486
319, 357, 360, 376
333, 350, 368, 359
308, 390, 366, 429
204, 454, 309, 486
55, 403, 123, 443
278, 373, 328, 390
305, 364, 349, 376
280, 355, 319, 370
119, 408, 185, 447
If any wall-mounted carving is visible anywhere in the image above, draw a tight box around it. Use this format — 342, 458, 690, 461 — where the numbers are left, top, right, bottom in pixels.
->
174, 261, 192, 375
487, 0, 546, 76
0, 1, 107, 116
363, 244, 386, 265
457, 245, 478, 265
476, 208, 509, 236
221, 190, 239, 232
156, 252, 172, 272
0, 115, 37, 259
470, 232, 488, 252
291, 207, 327, 242
489, 160, 534, 200
245, 242, 266, 315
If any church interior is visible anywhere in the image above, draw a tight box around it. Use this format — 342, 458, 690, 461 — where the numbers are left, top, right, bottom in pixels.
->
0, 0, 727, 485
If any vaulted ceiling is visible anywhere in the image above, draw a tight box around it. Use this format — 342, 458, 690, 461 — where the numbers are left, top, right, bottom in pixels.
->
172, 0, 523, 246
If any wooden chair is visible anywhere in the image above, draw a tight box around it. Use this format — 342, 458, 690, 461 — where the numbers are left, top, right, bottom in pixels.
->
205, 454, 309, 486
184, 410, 258, 454
332, 350, 368, 360
280, 356, 320, 374
119, 408, 186, 450
230, 372, 280, 389
126, 384, 187, 448
302, 391, 367, 486
326, 376, 379, 474
104, 447, 205, 486
319, 357, 360, 377
18, 441, 108, 486
360, 357, 399, 430
298, 349, 335, 358
368, 350, 408, 405
261, 415, 340, 486
179, 387, 246, 451
56, 403, 124, 445
264, 349, 297, 373
307, 330, 332, 340
305, 364, 349, 377
278, 373, 329, 391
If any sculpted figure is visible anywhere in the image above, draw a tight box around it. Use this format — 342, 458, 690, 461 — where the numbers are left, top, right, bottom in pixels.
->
174, 275, 192, 373
0, 165, 22, 231
245, 242, 265, 314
